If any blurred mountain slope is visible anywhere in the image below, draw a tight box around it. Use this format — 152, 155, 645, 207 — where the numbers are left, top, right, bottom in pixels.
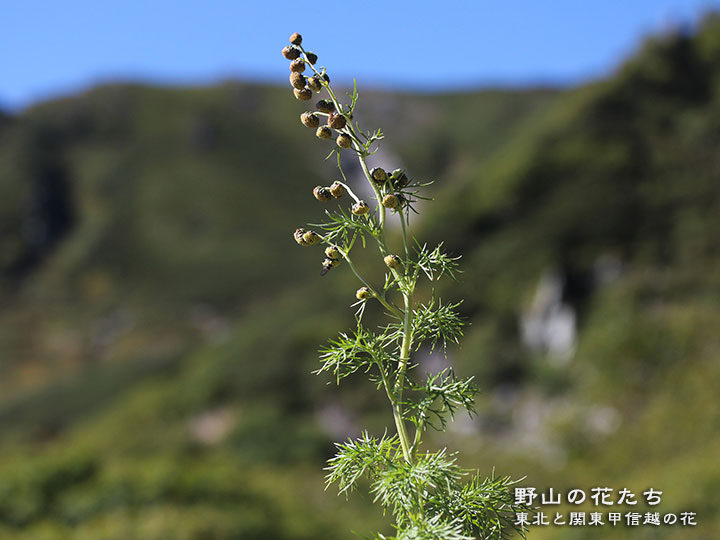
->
0, 13, 718, 540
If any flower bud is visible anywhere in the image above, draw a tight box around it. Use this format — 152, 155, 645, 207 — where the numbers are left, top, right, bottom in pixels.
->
323, 73, 330, 83
294, 228, 308, 246
313, 186, 332, 201
391, 168, 409, 188
316, 99, 335, 113
307, 75, 323, 92
325, 245, 341, 259
329, 181, 344, 198
321, 257, 340, 276
327, 112, 346, 130
300, 112, 320, 128
352, 201, 370, 215
305, 51, 318, 64
370, 167, 387, 183
290, 59, 306, 73
336, 134, 352, 149
316, 126, 333, 139
294, 88, 313, 101
282, 46, 301, 60
382, 193, 400, 210
290, 72, 306, 90
289, 32, 302, 45
356, 287, 372, 300
302, 230, 321, 245
384, 254, 402, 269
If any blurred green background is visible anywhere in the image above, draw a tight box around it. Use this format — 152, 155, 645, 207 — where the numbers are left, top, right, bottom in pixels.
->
1, 13, 720, 540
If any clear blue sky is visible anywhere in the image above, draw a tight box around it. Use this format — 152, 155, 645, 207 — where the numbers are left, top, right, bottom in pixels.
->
2, 0, 718, 111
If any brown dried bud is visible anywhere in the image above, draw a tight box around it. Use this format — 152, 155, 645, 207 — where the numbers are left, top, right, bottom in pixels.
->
313, 186, 332, 202
307, 75, 323, 92
356, 287, 372, 300
316, 99, 335, 113
352, 200, 370, 215
370, 167, 387, 183
300, 112, 320, 128
336, 134, 352, 149
290, 72, 306, 89
391, 168, 409, 188
384, 254, 402, 269
325, 246, 341, 259
316, 126, 333, 139
282, 46, 301, 60
290, 59, 306, 73
329, 181, 344, 198
289, 32, 302, 45
327, 112, 346, 130
293, 88, 313, 101
382, 193, 400, 209
323, 73, 330, 83
302, 230, 321, 245
306, 52, 318, 64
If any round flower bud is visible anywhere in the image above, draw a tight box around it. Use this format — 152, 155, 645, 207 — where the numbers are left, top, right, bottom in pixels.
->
289, 32, 302, 45
391, 168, 409, 188
313, 186, 332, 202
356, 287, 372, 300
352, 201, 370, 215
294, 228, 308, 246
336, 134, 352, 149
290, 72, 306, 90
305, 52, 318, 64
294, 88, 313, 101
316, 99, 335, 113
382, 193, 400, 210
316, 126, 333, 139
300, 112, 320, 128
323, 73, 330, 83
320, 257, 340, 276
384, 254, 402, 269
282, 46, 301, 60
302, 230, 321, 246
325, 245, 341, 259
290, 59, 306, 73
370, 167, 387, 183
307, 75, 323, 92
327, 112, 346, 130
329, 181, 344, 198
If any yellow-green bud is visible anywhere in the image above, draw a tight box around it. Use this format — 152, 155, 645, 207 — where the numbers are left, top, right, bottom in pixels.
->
300, 112, 320, 128
325, 246, 341, 259
294, 228, 308, 246
316, 99, 335, 113
282, 46, 301, 60
327, 112, 346, 130
384, 254, 402, 269
313, 186, 332, 201
290, 72, 306, 89
370, 167, 387, 183
302, 230, 321, 245
290, 58, 306, 73
316, 126, 333, 139
382, 193, 400, 210
336, 134, 352, 149
307, 75, 323, 92
329, 181, 344, 198
294, 88, 312, 101
289, 32, 302, 45
356, 287, 372, 300
352, 201, 370, 215
321, 256, 340, 276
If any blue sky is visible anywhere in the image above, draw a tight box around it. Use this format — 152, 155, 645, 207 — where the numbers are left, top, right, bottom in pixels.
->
2, 0, 718, 111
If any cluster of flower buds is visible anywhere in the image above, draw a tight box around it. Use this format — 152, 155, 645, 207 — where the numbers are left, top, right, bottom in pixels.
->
321, 245, 342, 276
313, 181, 344, 202
367, 167, 409, 211
283, 33, 354, 151
294, 227, 320, 246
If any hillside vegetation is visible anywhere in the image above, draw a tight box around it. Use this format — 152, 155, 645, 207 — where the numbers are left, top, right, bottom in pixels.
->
0, 15, 718, 539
